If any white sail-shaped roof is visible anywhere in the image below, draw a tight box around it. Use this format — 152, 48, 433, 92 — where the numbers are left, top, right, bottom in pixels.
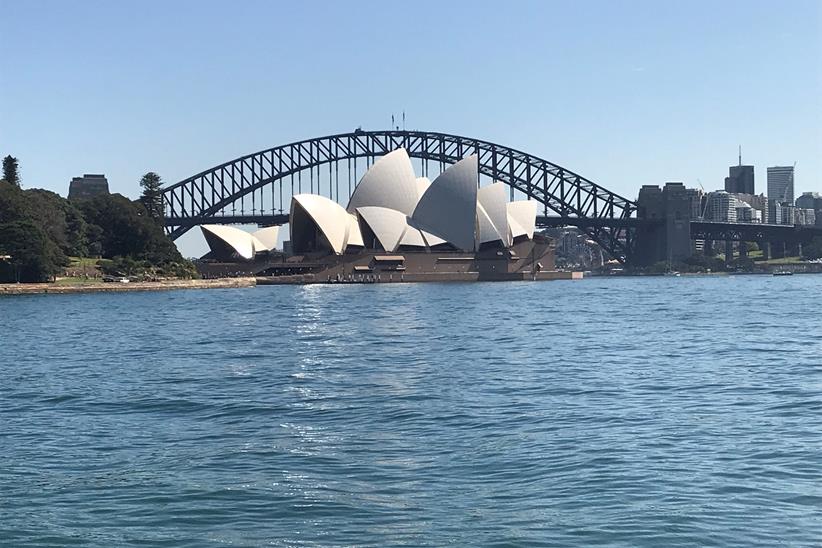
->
345, 214, 364, 248
508, 215, 527, 240
415, 177, 431, 198
200, 224, 265, 260
507, 201, 537, 240
291, 194, 351, 254
421, 231, 446, 247
347, 148, 420, 216
412, 155, 478, 251
406, 217, 446, 247
356, 206, 409, 252
252, 226, 280, 252
398, 226, 427, 248
477, 203, 501, 246
477, 183, 511, 246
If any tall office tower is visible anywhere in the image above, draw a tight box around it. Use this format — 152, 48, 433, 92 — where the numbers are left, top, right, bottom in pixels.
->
724, 148, 754, 194
767, 165, 795, 204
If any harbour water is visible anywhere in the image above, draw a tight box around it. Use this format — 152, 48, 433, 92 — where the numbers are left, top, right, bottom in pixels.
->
2, 275, 821, 546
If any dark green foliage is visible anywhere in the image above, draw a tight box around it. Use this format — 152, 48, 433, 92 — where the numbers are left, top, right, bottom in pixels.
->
0, 220, 66, 282
643, 254, 729, 274
23, 188, 88, 257
802, 237, 822, 260
101, 255, 197, 279
0, 180, 29, 224
682, 254, 727, 272
139, 172, 164, 223
744, 241, 760, 253
0, 178, 195, 283
77, 193, 184, 264
0, 181, 68, 281
2, 155, 21, 187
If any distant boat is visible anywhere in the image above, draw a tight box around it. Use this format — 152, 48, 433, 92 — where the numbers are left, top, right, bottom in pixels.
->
773, 270, 793, 276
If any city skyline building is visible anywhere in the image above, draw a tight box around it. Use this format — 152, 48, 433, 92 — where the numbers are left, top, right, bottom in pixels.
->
795, 191, 821, 210
705, 191, 738, 223
684, 187, 706, 219
68, 173, 109, 201
767, 165, 795, 204
724, 148, 755, 194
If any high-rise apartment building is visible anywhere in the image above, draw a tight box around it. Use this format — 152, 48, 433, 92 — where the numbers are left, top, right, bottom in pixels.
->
705, 191, 738, 222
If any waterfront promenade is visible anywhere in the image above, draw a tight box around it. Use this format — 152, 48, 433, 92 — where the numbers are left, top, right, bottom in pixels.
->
0, 277, 255, 296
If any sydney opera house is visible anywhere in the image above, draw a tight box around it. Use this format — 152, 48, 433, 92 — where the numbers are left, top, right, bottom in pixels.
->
199, 149, 569, 282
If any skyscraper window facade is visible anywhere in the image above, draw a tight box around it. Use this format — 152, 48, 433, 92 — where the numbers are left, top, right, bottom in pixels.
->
767, 166, 795, 204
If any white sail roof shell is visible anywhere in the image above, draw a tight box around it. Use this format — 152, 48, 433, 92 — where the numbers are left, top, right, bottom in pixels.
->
356, 206, 409, 252
507, 200, 537, 240
421, 231, 446, 247
406, 217, 446, 247
412, 155, 478, 251
399, 226, 427, 248
346, 148, 420, 217
415, 177, 431, 197
345, 214, 364, 248
477, 183, 511, 246
252, 226, 280, 252
355, 206, 428, 251
508, 215, 527, 240
291, 194, 351, 254
477, 203, 500, 246
200, 224, 265, 260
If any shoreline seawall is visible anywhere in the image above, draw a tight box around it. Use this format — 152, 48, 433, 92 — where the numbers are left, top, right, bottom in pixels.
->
0, 278, 256, 296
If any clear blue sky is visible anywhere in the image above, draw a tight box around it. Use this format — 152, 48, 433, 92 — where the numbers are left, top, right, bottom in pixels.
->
2, 0, 820, 255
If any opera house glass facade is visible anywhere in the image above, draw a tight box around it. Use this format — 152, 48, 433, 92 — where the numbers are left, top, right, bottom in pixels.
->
201, 148, 564, 280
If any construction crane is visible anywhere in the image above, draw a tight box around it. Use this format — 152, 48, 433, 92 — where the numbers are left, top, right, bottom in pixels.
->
696, 178, 709, 219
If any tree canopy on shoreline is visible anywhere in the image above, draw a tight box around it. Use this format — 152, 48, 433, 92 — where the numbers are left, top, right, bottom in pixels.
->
0, 169, 194, 282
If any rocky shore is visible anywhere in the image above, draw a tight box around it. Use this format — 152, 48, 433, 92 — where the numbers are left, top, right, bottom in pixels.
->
0, 278, 256, 296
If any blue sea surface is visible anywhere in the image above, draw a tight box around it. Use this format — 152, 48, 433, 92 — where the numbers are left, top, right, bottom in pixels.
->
2, 275, 821, 547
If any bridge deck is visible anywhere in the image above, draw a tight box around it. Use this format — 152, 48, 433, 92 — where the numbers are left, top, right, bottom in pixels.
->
165, 215, 822, 242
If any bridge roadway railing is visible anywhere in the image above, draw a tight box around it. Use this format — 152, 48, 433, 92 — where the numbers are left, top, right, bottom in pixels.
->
164, 214, 647, 231
690, 220, 822, 242
165, 213, 821, 246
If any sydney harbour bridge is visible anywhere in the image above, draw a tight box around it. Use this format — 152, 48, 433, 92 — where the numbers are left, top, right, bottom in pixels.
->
161, 129, 820, 265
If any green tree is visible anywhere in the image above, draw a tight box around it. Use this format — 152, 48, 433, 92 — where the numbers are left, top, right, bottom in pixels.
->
0, 220, 65, 282
0, 177, 195, 282
2, 156, 21, 187
24, 188, 88, 257
683, 253, 726, 272
745, 241, 760, 252
139, 172, 164, 223
0, 180, 29, 224
78, 193, 183, 263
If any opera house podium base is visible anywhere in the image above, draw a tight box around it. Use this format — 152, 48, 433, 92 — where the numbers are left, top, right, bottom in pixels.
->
253, 237, 583, 285
255, 270, 582, 285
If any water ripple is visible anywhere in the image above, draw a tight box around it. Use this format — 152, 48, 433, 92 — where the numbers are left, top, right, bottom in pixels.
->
1, 276, 821, 546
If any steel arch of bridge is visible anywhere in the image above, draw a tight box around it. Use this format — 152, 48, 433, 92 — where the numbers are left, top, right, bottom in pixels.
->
162, 130, 637, 261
